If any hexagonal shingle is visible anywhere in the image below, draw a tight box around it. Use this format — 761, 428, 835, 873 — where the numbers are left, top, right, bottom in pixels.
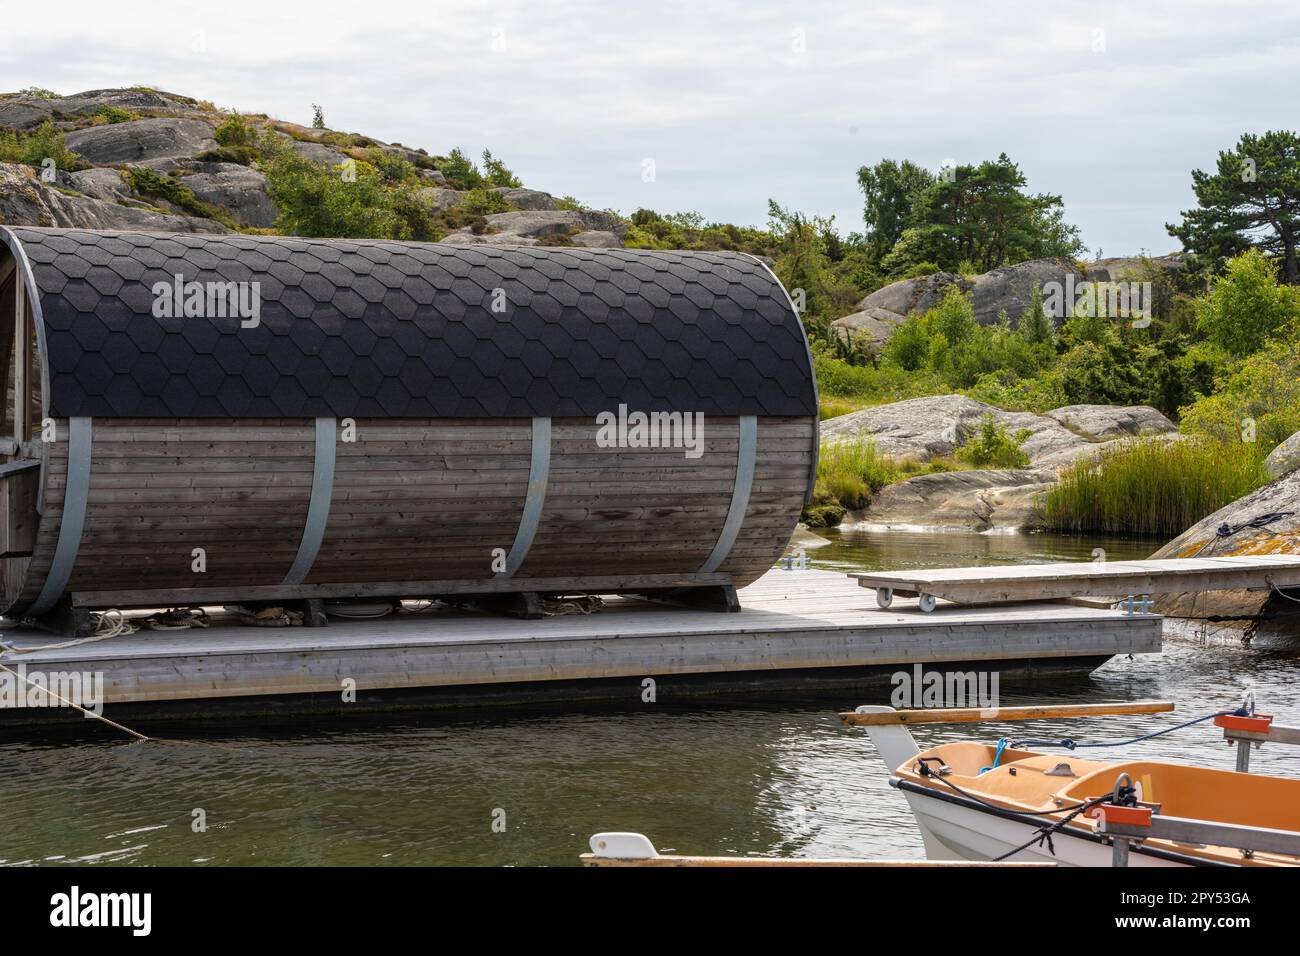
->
4, 227, 815, 419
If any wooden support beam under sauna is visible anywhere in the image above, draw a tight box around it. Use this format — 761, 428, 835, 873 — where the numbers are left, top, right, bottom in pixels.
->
0, 227, 819, 623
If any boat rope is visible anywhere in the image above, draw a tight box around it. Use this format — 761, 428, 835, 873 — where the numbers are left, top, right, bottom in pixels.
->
0, 660, 149, 741
915, 758, 1138, 861
1215, 511, 1294, 539
990, 797, 1112, 861
0, 626, 126, 656
913, 758, 1098, 817
1194, 510, 1294, 556
542, 595, 605, 616
990, 774, 1141, 861
1268, 576, 1300, 603
977, 737, 1008, 775
1010, 707, 1247, 751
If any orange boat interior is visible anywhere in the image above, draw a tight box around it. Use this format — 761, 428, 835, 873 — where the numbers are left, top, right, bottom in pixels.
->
896, 742, 1300, 866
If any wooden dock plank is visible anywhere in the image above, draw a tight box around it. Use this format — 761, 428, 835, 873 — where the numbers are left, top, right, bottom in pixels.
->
850, 557, 1300, 607
0, 569, 1161, 709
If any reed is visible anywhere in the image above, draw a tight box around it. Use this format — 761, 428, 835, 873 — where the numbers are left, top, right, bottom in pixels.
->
1042, 437, 1269, 536
818, 396, 865, 421
816, 439, 902, 509
814, 439, 957, 512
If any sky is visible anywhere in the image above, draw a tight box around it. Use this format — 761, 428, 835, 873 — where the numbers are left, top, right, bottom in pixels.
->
3, 0, 1298, 257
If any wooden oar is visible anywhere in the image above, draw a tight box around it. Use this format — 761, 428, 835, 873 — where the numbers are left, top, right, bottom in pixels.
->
840, 700, 1175, 726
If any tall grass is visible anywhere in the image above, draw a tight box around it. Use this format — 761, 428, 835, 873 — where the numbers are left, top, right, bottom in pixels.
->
816, 440, 907, 510
1042, 437, 1269, 536
818, 396, 865, 420
803, 438, 960, 527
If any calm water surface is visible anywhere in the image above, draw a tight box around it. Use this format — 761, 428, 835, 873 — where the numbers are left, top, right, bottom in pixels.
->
1, 528, 1295, 866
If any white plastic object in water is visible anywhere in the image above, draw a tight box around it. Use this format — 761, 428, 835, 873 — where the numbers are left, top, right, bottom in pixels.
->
589, 832, 659, 859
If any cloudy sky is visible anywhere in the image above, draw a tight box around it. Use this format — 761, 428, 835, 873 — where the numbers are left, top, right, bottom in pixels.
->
3, 1, 1297, 256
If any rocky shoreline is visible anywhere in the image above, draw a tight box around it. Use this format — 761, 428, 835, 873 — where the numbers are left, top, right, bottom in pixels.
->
820, 394, 1180, 532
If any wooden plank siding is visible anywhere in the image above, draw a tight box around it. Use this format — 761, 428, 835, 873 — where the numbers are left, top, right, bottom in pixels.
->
307, 419, 531, 583
720, 417, 815, 584
515, 417, 737, 579
68, 419, 313, 591
2, 414, 816, 611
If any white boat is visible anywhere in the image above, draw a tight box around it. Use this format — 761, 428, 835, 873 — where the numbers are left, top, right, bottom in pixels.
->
851, 702, 1300, 867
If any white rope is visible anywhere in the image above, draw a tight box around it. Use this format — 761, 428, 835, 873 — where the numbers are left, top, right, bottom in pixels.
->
0, 609, 149, 739
0, 661, 149, 740
0, 611, 133, 655
542, 595, 604, 616
93, 608, 138, 637
1268, 577, 1300, 603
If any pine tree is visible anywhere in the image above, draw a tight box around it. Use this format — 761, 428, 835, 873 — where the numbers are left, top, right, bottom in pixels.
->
1017, 283, 1054, 346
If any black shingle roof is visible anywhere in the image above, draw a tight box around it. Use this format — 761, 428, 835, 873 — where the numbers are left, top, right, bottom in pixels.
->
3, 227, 817, 419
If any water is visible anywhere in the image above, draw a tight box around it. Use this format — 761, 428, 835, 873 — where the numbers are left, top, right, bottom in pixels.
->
1, 528, 1295, 867
807, 525, 1157, 572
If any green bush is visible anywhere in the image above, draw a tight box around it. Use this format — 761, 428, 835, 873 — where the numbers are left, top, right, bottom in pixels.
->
261, 137, 434, 240
461, 187, 510, 216
1054, 340, 1150, 405
438, 147, 484, 190
537, 232, 578, 247
881, 286, 1048, 390
955, 414, 1031, 469
0, 130, 21, 163
196, 146, 257, 165
366, 147, 418, 184
1195, 249, 1300, 357
812, 344, 945, 404
1179, 331, 1300, 451
1042, 437, 1268, 536
623, 208, 777, 255
215, 113, 258, 148
966, 369, 1068, 414
13, 120, 87, 172
123, 165, 236, 227
95, 105, 137, 124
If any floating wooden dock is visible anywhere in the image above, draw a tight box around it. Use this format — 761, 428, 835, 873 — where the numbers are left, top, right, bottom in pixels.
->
851, 555, 1300, 612
0, 568, 1161, 722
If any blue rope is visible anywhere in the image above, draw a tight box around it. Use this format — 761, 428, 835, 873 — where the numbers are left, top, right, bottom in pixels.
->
1010, 708, 1246, 751
978, 737, 1008, 775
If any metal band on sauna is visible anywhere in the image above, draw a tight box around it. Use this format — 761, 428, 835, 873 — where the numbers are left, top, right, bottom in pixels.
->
502, 417, 551, 576
699, 415, 757, 573
282, 417, 337, 586
26, 416, 92, 617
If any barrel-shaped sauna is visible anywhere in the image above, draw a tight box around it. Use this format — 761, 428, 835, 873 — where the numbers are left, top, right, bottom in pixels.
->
0, 227, 817, 621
